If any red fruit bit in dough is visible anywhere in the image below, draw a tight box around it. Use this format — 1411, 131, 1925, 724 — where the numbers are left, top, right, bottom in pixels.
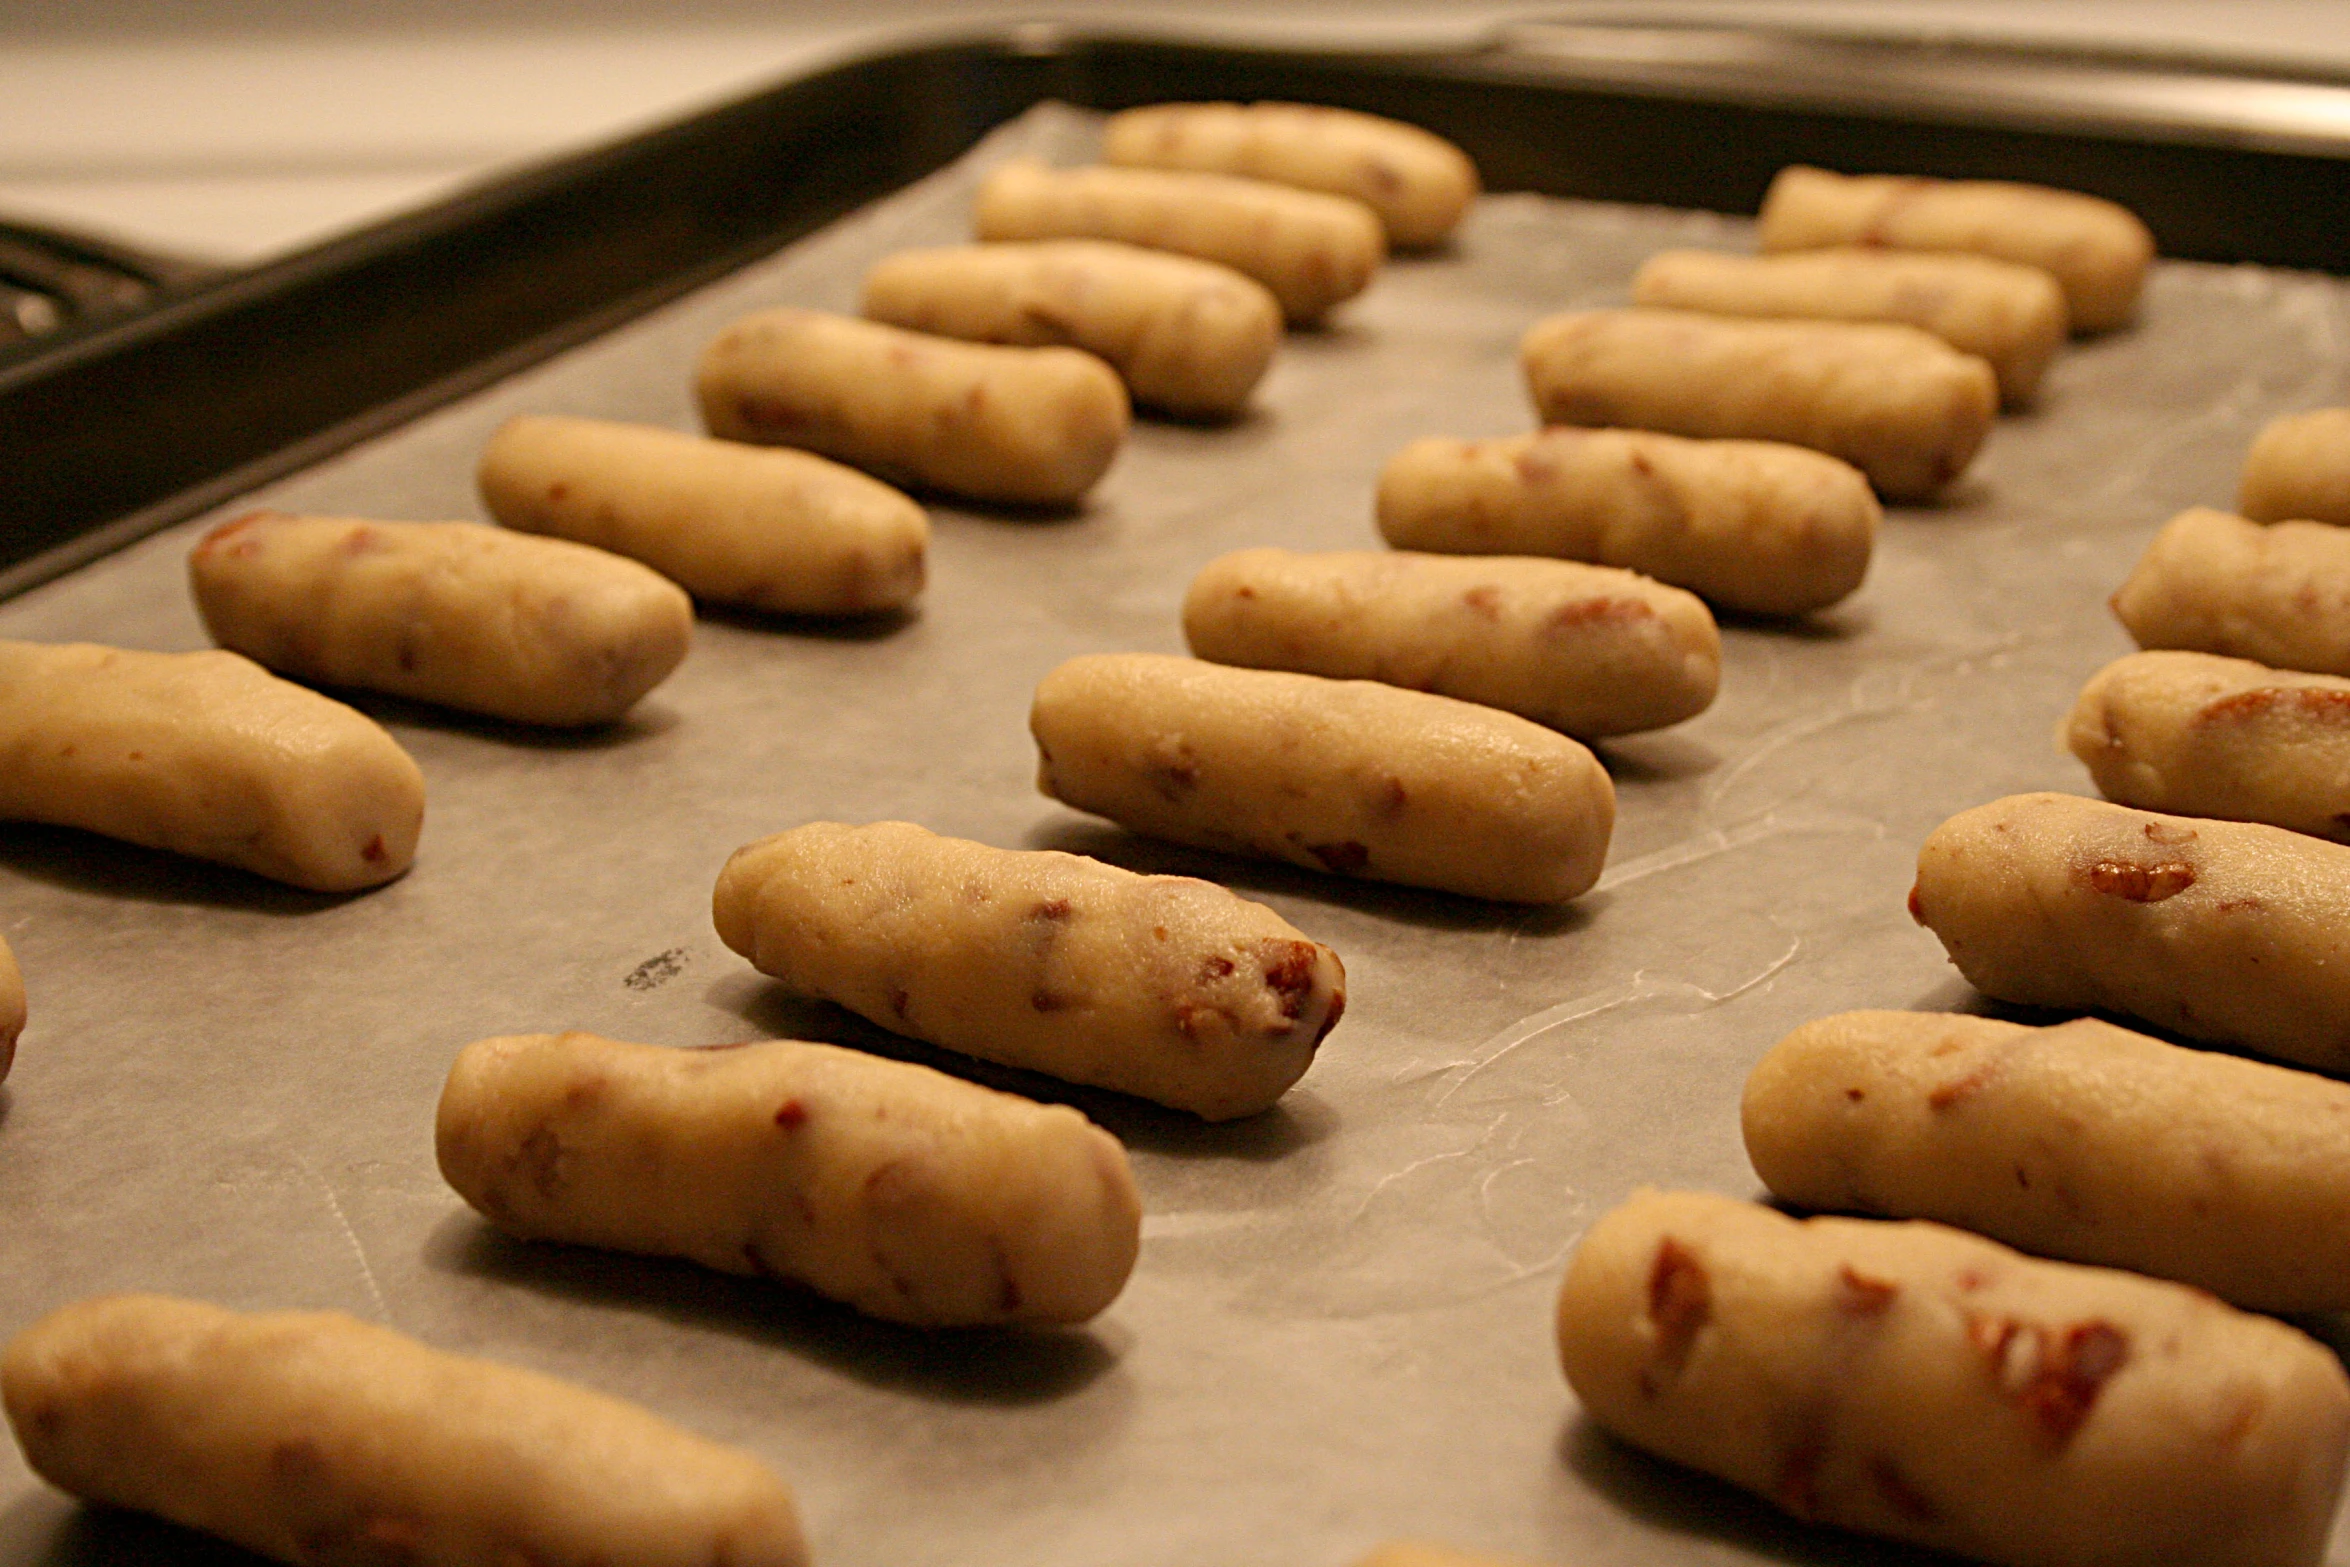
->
2083, 859, 2195, 902
1638, 1237, 1711, 1396
1905, 884, 1926, 924
774, 1099, 807, 1129
1836, 1265, 1899, 1316
1968, 1314, 2130, 1448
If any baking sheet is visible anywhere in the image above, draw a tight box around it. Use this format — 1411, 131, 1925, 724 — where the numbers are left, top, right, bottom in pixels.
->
5, 102, 2350, 1567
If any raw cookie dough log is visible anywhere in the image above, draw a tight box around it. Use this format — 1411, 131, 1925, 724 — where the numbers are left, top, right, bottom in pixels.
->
189, 511, 691, 727
1030, 653, 1614, 904
1376, 427, 1878, 617
1556, 1190, 2350, 1567
1182, 547, 1720, 736
1910, 791, 2350, 1073
1520, 308, 1997, 503
477, 415, 927, 615
438, 1030, 1141, 1324
696, 307, 1129, 506
2112, 507, 2350, 676
2065, 650, 2350, 841
2240, 407, 2350, 526
1745, 1009, 2350, 1312
1631, 247, 2067, 406
861, 240, 1280, 419
712, 821, 1344, 1120
973, 159, 1385, 325
0, 642, 422, 892
0, 933, 19, 1084
1756, 165, 2155, 332
1100, 101, 1478, 248
1, 1294, 807, 1567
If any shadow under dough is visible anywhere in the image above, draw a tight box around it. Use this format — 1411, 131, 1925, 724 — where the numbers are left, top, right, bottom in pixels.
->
423, 1209, 1118, 1407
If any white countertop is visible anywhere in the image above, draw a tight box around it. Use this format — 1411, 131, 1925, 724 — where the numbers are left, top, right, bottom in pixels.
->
4, 0, 2350, 266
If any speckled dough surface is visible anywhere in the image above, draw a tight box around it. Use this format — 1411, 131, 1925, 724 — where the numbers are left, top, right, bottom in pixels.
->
1630, 247, 2066, 406
437, 1030, 1142, 1325
0, 640, 423, 891
712, 820, 1344, 1119
1910, 792, 2350, 1073
1521, 308, 1998, 503
696, 307, 1129, 506
860, 240, 1280, 419
1745, 1009, 2350, 1311
477, 416, 929, 615
2, 1294, 808, 1567
2064, 649, 2350, 840
1757, 165, 2155, 332
1181, 547, 1719, 737
1557, 1190, 2350, 1567
2111, 507, 2350, 676
1375, 427, 1879, 617
1100, 102, 1477, 249
1030, 653, 1615, 904
188, 511, 692, 727
974, 159, 1384, 325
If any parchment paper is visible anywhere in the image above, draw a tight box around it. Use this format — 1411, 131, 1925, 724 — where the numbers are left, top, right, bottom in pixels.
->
3, 103, 2348, 1567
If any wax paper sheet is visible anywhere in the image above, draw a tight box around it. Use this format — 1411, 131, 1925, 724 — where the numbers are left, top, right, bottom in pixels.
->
3, 102, 2348, 1567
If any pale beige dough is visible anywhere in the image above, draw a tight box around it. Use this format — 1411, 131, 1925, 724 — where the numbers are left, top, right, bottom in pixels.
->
1030, 653, 1614, 904
695, 307, 1128, 506
188, 511, 690, 728
1520, 308, 1997, 503
476, 415, 927, 615
1557, 1189, 2350, 1567
1375, 427, 1878, 617
972, 159, 1384, 325
1, 1293, 807, 1567
1351, 1545, 1549, 1567
711, 821, 1344, 1120
0, 933, 19, 1085
1100, 101, 1478, 248
1746, 1009, 2350, 1312
1910, 791, 2350, 1073
2112, 507, 2350, 676
0, 641, 422, 892
1182, 547, 1719, 736
438, 1029, 1141, 1325
1631, 246, 2067, 406
861, 240, 1279, 419
2240, 407, 2350, 526
1757, 165, 2155, 332
2064, 649, 2350, 842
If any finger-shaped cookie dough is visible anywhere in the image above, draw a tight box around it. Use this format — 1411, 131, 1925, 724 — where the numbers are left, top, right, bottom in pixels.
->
1631, 247, 2067, 406
189, 511, 690, 727
1182, 547, 1719, 736
711, 821, 1344, 1120
1030, 653, 1614, 904
973, 159, 1384, 325
438, 1030, 1141, 1324
1746, 1009, 2350, 1312
1520, 308, 1997, 502
0, 641, 422, 892
476, 416, 927, 615
695, 307, 1128, 506
861, 240, 1279, 419
2, 1293, 807, 1567
2065, 650, 2350, 841
2111, 507, 2350, 676
1375, 427, 1878, 616
1910, 791, 2350, 1073
0, 933, 20, 1085
1100, 101, 1478, 248
1556, 1190, 2350, 1567
2240, 407, 2350, 526
1756, 165, 2155, 332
